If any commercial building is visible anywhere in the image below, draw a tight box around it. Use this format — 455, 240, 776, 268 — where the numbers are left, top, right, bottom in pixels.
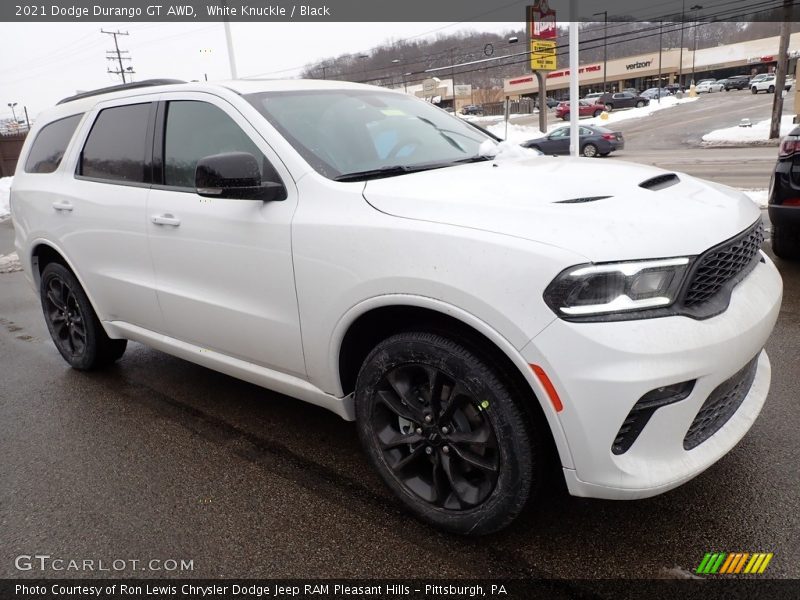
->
504, 32, 800, 99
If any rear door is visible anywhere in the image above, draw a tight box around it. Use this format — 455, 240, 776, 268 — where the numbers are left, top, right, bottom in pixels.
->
60, 97, 163, 331
146, 93, 305, 376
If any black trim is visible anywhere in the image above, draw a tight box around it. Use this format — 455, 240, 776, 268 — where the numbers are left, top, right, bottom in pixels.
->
57, 79, 186, 105
639, 173, 680, 190
152, 101, 166, 186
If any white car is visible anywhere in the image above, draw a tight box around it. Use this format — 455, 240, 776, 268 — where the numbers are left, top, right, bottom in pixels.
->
752, 74, 779, 94
695, 79, 724, 93
10, 79, 782, 535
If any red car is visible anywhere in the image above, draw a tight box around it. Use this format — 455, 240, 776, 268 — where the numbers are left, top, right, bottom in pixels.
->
555, 100, 606, 121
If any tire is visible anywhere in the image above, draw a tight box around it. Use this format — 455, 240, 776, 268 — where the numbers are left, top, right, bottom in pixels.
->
593, 109, 603, 117
768, 85, 775, 94
562, 113, 569, 121
582, 143, 599, 158
40, 262, 127, 370
354, 332, 538, 535
604, 103, 614, 112
752, 87, 758, 94
772, 224, 800, 259
635, 101, 645, 108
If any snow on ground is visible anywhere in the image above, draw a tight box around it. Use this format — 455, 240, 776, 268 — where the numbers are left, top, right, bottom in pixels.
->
739, 189, 768, 208
486, 95, 699, 142
0, 177, 11, 220
702, 115, 795, 144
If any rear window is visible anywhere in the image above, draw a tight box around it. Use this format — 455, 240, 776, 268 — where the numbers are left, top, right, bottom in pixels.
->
24, 114, 82, 174
79, 103, 152, 184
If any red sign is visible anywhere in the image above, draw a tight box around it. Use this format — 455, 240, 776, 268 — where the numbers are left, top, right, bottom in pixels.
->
528, 0, 556, 40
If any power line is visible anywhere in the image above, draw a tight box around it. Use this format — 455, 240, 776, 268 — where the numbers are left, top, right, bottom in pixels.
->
101, 29, 135, 83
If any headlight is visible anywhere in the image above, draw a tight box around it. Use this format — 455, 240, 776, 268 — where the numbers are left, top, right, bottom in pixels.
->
544, 257, 691, 319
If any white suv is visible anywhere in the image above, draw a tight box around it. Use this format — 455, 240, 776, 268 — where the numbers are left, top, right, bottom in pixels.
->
10, 79, 782, 534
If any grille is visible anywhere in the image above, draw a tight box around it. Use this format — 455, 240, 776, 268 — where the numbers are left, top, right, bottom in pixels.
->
683, 222, 764, 307
683, 355, 759, 450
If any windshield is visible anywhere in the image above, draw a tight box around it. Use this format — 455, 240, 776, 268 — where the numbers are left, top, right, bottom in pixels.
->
245, 89, 495, 180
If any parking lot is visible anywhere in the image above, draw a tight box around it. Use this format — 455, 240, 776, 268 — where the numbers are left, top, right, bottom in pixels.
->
1, 91, 799, 582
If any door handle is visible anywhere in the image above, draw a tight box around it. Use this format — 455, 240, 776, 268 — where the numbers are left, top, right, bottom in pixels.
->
52, 201, 74, 212
151, 214, 181, 227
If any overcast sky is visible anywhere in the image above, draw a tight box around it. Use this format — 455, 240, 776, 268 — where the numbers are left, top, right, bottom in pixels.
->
0, 21, 520, 120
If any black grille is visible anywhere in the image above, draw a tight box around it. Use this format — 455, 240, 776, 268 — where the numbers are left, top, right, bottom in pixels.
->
683, 355, 760, 450
683, 221, 765, 308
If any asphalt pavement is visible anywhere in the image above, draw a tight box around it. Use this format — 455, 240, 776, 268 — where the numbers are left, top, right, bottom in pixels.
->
1, 213, 798, 580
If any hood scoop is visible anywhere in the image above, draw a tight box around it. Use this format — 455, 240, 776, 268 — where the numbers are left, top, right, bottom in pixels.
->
639, 173, 680, 191
555, 195, 612, 204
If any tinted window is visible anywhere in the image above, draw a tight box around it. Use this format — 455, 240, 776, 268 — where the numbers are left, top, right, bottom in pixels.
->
80, 103, 151, 183
163, 101, 280, 189
24, 114, 82, 174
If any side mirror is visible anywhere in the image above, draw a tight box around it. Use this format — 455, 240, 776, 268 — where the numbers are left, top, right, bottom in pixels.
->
195, 152, 286, 201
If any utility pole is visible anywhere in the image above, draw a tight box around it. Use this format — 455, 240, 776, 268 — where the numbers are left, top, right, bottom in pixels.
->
593, 11, 608, 93
770, 0, 792, 139
678, 0, 685, 88
690, 5, 702, 87
102, 29, 133, 83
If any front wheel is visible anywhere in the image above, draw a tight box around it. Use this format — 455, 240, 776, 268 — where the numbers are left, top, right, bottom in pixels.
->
40, 262, 127, 370
768, 85, 775, 94
562, 113, 570, 121
354, 332, 538, 535
593, 109, 603, 117
604, 103, 614, 112
635, 101, 645, 108
752, 87, 758, 94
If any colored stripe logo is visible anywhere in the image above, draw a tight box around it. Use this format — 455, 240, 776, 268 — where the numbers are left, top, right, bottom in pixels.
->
696, 552, 773, 574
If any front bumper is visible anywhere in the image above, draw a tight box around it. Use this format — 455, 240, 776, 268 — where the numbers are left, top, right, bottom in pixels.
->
522, 254, 782, 499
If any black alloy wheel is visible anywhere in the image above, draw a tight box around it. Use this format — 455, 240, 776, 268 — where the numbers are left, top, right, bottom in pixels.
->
355, 332, 538, 535
40, 262, 127, 369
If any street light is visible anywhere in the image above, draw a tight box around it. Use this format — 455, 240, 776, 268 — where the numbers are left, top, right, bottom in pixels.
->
593, 11, 608, 93
7, 102, 18, 124
678, 0, 686, 88
691, 4, 703, 86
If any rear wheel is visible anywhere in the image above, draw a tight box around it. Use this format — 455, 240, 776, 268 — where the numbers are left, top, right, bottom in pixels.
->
752, 87, 758, 94
582, 143, 599, 158
772, 224, 800, 259
593, 109, 603, 117
40, 263, 127, 370
768, 85, 775, 94
354, 332, 539, 535
604, 103, 614, 112
562, 112, 569, 121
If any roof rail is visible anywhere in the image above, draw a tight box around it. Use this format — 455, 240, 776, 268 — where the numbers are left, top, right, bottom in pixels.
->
57, 79, 187, 105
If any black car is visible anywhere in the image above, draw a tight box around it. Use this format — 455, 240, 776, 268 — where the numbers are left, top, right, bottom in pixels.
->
725, 75, 751, 90
461, 104, 484, 115
535, 97, 559, 109
598, 92, 649, 111
665, 83, 685, 94
768, 127, 800, 258
521, 124, 624, 158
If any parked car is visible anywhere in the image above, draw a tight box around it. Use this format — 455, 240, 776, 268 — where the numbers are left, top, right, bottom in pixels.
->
554, 100, 606, 120
583, 92, 604, 102
460, 104, 483, 115
665, 83, 685, 94
724, 75, 751, 90
623, 87, 640, 95
521, 124, 624, 157
535, 96, 559, 110
752, 74, 778, 94
598, 92, 649, 111
10, 78, 782, 535
695, 79, 725, 93
640, 87, 672, 99
785, 77, 795, 91
768, 126, 800, 258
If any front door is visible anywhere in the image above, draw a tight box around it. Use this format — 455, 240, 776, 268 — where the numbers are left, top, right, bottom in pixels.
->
146, 94, 305, 377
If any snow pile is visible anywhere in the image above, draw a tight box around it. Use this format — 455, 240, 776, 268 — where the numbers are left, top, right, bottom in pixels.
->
487, 95, 699, 142
478, 138, 540, 160
739, 189, 769, 208
0, 177, 11, 220
702, 116, 795, 144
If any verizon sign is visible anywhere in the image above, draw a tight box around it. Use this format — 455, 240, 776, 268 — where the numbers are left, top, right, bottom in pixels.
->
626, 59, 653, 71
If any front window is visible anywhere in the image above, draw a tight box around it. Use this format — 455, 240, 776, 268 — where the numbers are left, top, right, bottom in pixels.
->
245, 89, 494, 181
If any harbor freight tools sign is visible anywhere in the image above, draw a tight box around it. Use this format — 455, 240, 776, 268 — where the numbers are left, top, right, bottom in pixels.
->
527, 1, 557, 71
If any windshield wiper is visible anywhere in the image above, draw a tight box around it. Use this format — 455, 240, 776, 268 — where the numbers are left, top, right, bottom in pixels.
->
334, 162, 450, 182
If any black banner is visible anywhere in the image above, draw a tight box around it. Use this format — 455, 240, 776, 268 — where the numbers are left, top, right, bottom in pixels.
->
3, 579, 800, 600
1, 0, 799, 23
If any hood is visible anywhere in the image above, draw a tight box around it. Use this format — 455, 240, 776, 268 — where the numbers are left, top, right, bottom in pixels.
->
362, 156, 760, 262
